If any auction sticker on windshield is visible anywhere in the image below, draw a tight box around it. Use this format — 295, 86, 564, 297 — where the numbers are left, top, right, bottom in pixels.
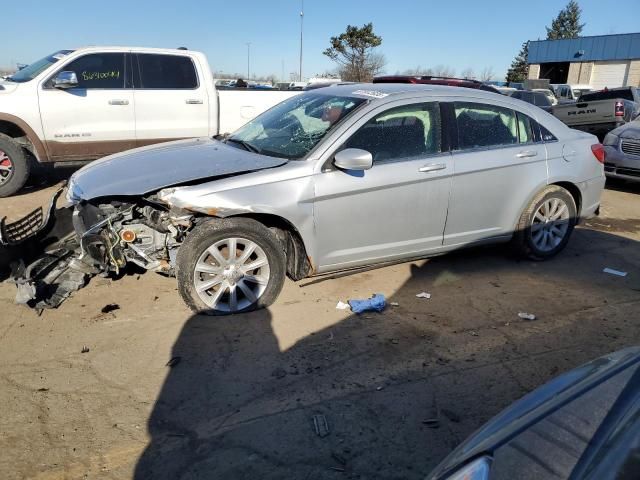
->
352, 89, 389, 99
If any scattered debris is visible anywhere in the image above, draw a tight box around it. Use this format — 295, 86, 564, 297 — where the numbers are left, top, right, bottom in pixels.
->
348, 294, 386, 314
329, 467, 345, 472
335, 301, 350, 311
422, 418, 440, 428
313, 414, 330, 437
376, 386, 384, 391
101, 303, 120, 314
166, 356, 181, 368
37, 387, 49, 392
81, 346, 90, 353
153, 296, 159, 301
415, 292, 431, 299
518, 312, 536, 321
391, 339, 400, 344
272, 367, 287, 379
603, 268, 628, 277
469, 331, 479, 336
441, 409, 461, 423
390, 302, 400, 306
331, 452, 347, 466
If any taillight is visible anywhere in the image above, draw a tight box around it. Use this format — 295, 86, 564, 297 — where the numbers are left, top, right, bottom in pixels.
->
615, 101, 624, 117
591, 144, 605, 164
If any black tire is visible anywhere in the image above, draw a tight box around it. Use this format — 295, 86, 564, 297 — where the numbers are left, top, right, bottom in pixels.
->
176, 217, 286, 315
513, 185, 577, 260
0, 133, 30, 197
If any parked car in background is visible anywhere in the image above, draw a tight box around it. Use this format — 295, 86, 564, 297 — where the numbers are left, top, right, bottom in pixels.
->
603, 119, 640, 182
507, 82, 524, 90
510, 90, 554, 112
533, 88, 558, 105
552, 87, 640, 140
3, 84, 605, 313
494, 86, 517, 96
0, 46, 301, 196
551, 83, 593, 102
373, 75, 501, 94
427, 347, 640, 480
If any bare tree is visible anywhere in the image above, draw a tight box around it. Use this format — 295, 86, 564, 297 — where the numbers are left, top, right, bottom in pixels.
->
431, 65, 456, 77
401, 66, 434, 76
460, 68, 475, 79
479, 66, 495, 82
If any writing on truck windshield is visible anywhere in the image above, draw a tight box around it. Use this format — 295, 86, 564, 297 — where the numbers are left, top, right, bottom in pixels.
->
227, 93, 366, 160
7, 50, 74, 83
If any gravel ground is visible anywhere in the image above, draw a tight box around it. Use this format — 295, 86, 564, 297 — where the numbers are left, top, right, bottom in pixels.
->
0, 178, 639, 480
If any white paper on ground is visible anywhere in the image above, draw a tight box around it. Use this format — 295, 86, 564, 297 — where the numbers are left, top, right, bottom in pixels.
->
336, 301, 351, 310
416, 292, 431, 299
603, 268, 628, 277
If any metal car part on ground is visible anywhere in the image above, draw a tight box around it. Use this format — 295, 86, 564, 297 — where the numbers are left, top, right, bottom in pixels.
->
0, 84, 606, 314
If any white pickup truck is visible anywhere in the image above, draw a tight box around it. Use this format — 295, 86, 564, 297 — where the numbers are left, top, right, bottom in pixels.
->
0, 47, 300, 196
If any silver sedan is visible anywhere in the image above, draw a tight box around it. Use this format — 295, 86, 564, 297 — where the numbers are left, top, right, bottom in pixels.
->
10, 84, 607, 313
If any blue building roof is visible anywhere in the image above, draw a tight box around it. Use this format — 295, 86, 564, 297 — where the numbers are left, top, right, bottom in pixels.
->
529, 33, 640, 64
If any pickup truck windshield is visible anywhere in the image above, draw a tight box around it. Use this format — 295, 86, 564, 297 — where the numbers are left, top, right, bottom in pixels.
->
7, 50, 74, 83
228, 92, 366, 159
579, 89, 638, 102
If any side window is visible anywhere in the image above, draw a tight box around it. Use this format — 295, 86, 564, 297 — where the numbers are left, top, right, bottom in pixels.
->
136, 54, 198, 89
516, 112, 534, 143
343, 102, 441, 163
454, 102, 518, 150
60, 53, 125, 89
539, 124, 557, 142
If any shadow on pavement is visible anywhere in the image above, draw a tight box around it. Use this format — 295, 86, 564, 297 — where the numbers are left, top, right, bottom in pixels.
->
134, 226, 640, 479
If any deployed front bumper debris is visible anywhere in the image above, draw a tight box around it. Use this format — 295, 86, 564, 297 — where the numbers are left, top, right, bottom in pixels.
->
1, 186, 94, 309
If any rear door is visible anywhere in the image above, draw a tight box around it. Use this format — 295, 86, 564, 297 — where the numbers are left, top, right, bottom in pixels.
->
443, 102, 547, 246
132, 53, 210, 146
38, 51, 136, 161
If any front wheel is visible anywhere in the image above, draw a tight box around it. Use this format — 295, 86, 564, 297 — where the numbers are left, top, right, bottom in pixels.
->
176, 218, 286, 314
0, 134, 30, 197
513, 185, 577, 260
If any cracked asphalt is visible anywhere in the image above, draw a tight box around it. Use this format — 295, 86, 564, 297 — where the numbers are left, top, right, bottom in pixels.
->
0, 177, 639, 479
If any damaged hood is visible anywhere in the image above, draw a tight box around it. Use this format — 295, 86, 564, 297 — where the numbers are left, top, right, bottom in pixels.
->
68, 137, 288, 201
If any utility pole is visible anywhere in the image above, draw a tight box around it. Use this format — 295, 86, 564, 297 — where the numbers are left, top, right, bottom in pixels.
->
299, 0, 304, 82
246, 42, 251, 80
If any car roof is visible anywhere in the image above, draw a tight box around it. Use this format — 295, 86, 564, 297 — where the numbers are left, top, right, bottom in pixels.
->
322, 82, 508, 100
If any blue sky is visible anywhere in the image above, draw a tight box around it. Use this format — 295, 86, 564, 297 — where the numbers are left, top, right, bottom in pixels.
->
3, 0, 639, 80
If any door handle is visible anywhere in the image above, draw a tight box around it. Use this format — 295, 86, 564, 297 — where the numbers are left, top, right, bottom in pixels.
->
108, 99, 129, 105
418, 163, 446, 173
185, 99, 204, 104
516, 150, 538, 158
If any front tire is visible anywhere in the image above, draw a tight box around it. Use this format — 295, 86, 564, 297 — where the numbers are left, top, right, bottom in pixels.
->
176, 218, 286, 315
0, 133, 30, 197
513, 185, 577, 260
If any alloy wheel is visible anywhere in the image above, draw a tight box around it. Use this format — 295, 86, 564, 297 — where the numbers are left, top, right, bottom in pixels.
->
0, 150, 13, 185
531, 197, 570, 252
193, 237, 271, 312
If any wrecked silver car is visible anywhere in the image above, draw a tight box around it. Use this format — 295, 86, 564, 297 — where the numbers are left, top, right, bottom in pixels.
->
1, 84, 605, 314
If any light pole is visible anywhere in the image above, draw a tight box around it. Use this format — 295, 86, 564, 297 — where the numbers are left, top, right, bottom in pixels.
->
246, 42, 251, 80
299, 0, 304, 82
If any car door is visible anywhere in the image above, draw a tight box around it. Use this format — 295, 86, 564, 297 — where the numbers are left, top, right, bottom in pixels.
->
313, 100, 452, 271
132, 53, 210, 146
443, 102, 547, 246
38, 51, 136, 161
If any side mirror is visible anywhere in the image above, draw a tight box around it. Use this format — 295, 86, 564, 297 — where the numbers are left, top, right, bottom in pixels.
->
334, 148, 373, 171
53, 71, 78, 89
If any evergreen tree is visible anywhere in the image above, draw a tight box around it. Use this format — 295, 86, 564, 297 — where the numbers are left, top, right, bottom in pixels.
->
546, 1, 585, 40
323, 23, 386, 82
506, 41, 529, 83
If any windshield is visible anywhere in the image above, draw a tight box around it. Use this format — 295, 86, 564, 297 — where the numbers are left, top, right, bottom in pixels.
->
7, 50, 74, 83
228, 92, 366, 159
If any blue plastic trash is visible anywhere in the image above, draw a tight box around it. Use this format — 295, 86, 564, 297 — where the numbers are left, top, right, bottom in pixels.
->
348, 294, 386, 314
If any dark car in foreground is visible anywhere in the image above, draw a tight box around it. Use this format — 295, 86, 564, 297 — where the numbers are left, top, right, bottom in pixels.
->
603, 120, 640, 182
373, 75, 501, 94
427, 347, 640, 480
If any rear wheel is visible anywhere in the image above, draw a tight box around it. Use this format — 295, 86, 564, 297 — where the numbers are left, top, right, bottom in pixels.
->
0, 134, 30, 197
513, 185, 577, 260
176, 218, 286, 314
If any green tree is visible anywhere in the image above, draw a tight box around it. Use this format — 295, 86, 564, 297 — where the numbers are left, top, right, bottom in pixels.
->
546, 1, 585, 40
323, 23, 386, 82
506, 41, 529, 83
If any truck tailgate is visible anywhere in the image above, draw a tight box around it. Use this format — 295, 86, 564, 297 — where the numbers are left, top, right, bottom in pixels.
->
553, 99, 618, 126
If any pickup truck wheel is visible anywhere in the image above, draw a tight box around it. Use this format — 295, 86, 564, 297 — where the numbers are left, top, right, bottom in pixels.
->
176, 217, 286, 315
513, 185, 577, 260
0, 134, 30, 197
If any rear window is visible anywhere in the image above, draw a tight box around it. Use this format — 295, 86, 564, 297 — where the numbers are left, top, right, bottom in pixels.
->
454, 102, 518, 149
579, 90, 633, 102
135, 54, 198, 89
